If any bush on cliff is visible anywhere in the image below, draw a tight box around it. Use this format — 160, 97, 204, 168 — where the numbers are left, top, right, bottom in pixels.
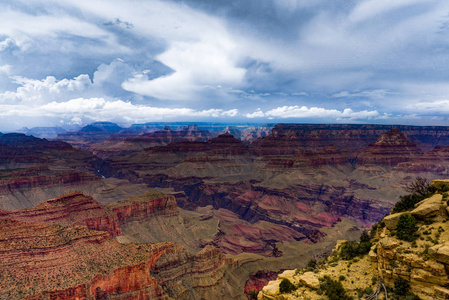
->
340, 232, 372, 260
392, 194, 426, 214
320, 276, 352, 300
392, 177, 432, 213
279, 278, 296, 294
396, 214, 418, 242
394, 278, 410, 296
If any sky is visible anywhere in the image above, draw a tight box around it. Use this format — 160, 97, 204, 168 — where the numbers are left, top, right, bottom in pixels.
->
1, 0, 449, 130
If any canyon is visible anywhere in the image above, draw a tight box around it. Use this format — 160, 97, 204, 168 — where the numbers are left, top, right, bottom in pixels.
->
4, 123, 449, 298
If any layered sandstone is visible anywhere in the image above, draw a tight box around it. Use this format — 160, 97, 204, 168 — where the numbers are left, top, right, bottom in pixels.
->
0, 170, 100, 194
250, 124, 449, 155
356, 128, 423, 166
0, 191, 122, 237
108, 190, 178, 224
0, 201, 229, 299
395, 145, 449, 175
89, 125, 214, 159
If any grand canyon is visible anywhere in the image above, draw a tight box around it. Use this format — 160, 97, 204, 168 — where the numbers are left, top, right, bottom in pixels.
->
2, 1, 449, 299
3, 123, 449, 299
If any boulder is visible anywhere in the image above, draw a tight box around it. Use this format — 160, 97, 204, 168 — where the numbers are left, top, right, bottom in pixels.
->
298, 272, 320, 290
411, 194, 445, 218
384, 212, 410, 230
430, 242, 449, 264
260, 279, 280, 297
430, 180, 449, 191
379, 237, 399, 250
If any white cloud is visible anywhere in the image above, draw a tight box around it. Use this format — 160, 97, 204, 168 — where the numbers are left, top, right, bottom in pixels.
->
0, 65, 11, 74
408, 100, 449, 113
246, 108, 265, 119
59, 0, 247, 101
0, 97, 239, 124
0, 7, 125, 53
221, 109, 239, 117
246, 106, 380, 120
0, 75, 93, 104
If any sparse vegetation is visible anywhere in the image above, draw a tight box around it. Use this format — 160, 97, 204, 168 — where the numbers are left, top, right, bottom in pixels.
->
340, 232, 372, 260
404, 176, 431, 196
307, 258, 317, 270
396, 214, 418, 242
393, 278, 410, 296
392, 177, 432, 214
279, 278, 296, 294
246, 289, 260, 300
320, 276, 352, 300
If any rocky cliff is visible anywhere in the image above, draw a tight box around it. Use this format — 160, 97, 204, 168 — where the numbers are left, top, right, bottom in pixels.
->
356, 128, 424, 166
258, 179, 449, 300
0, 192, 231, 300
250, 124, 449, 155
108, 190, 178, 224
395, 145, 449, 175
88, 124, 215, 158
0, 191, 122, 237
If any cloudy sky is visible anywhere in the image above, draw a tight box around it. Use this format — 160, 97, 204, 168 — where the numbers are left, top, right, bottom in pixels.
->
1, 0, 449, 130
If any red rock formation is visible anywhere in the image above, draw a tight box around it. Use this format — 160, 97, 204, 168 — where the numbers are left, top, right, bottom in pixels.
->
244, 270, 279, 297
202, 208, 305, 255
297, 145, 350, 166
151, 132, 247, 155
356, 128, 423, 166
85, 125, 215, 159
249, 124, 449, 155
262, 145, 350, 171
394, 145, 449, 175
0, 211, 229, 299
108, 190, 178, 224
0, 192, 122, 237
0, 172, 100, 194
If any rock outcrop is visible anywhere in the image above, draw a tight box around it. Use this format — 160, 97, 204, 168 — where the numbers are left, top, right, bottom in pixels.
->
356, 128, 423, 166
89, 125, 215, 158
395, 145, 449, 175
258, 180, 449, 300
0, 196, 230, 299
0, 191, 122, 237
108, 190, 178, 224
250, 124, 449, 155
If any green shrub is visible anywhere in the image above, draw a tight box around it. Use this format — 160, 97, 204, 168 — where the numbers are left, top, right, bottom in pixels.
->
320, 277, 352, 300
246, 289, 259, 300
394, 278, 410, 296
307, 258, 317, 270
392, 177, 433, 213
340, 231, 372, 260
392, 194, 426, 213
340, 241, 359, 260
279, 278, 296, 294
441, 184, 449, 192
339, 275, 346, 281
397, 214, 418, 242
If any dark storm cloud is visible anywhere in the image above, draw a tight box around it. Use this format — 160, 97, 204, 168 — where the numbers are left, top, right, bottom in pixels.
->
1, 0, 449, 129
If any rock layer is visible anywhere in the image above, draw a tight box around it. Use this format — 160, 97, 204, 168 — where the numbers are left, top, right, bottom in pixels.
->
356, 128, 423, 166
0, 191, 122, 237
